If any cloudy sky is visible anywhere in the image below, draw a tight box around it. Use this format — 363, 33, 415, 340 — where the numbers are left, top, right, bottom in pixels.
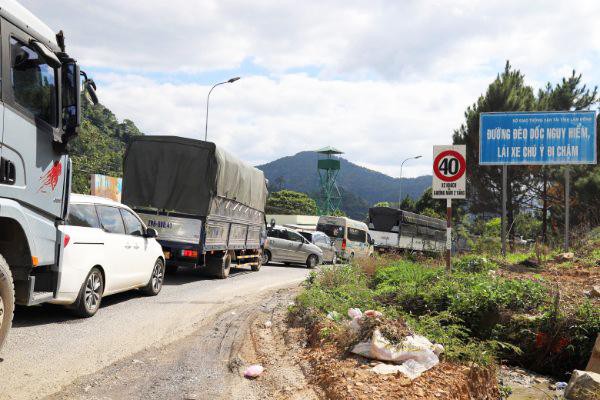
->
21, 0, 600, 177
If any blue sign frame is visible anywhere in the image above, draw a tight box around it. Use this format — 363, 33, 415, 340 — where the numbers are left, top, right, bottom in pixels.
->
479, 111, 597, 165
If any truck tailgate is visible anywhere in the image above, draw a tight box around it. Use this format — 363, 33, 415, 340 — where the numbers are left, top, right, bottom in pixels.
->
138, 213, 202, 244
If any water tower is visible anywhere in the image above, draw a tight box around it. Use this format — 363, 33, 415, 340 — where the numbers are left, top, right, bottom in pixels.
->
316, 146, 343, 215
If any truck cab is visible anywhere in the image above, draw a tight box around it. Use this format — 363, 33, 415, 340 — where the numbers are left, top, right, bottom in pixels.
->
0, 0, 96, 349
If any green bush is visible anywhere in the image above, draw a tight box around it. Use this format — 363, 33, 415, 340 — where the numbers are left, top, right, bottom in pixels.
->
295, 264, 378, 320
454, 255, 498, 273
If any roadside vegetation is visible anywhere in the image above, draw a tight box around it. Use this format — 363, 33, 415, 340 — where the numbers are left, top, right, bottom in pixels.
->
290, 237, 600, 389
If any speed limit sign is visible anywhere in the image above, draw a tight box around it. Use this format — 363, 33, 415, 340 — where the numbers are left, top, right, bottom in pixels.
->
432, 145, 466, 199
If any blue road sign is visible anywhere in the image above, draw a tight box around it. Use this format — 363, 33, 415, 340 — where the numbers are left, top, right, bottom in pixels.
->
479, 111, 597, 165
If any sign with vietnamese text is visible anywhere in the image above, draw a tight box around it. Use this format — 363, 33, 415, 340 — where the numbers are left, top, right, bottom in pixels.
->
432, 145, 466, 199
479, 111, 597, 165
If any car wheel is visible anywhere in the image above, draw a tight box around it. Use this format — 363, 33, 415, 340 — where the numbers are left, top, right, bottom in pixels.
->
74, 267, 104, 318
306, 254, 318, 269
0, 254, 14, 351
143, 259, 165, 296
261, 250, 271, 266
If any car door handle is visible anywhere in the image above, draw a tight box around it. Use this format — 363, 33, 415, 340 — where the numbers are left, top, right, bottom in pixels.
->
125, 244, 132, 249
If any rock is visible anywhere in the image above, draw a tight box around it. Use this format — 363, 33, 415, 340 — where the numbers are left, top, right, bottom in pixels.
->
520, 258, 539, 267
555, 252, 575, 262
243, 364, 264, 378
587, 334, 600, 374
564, 370, 600, 400
590, 286, 600, 299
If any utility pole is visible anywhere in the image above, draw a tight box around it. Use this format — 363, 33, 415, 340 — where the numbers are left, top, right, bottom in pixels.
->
501, 165, 507, 256
205, 77, 240, 142
398, 155, 422, 206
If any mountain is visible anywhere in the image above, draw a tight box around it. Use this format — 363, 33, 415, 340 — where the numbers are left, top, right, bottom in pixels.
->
257, 151, 432, 219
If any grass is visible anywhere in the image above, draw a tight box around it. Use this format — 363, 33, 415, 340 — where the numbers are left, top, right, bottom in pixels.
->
291, 255, 600, 379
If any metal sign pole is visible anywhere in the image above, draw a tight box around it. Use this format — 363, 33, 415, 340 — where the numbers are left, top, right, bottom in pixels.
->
446, 198, 452, 272
565, 166, 570, 250
501, 165, 507, 256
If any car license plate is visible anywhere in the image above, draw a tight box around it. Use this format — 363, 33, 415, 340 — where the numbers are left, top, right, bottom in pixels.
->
163, 251, 171, 259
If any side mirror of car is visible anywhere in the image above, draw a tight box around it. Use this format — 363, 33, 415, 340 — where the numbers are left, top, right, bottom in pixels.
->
145, 228, 158, 238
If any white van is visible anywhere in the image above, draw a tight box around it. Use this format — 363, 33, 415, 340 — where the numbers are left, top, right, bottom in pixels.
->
316, 216, 374, 261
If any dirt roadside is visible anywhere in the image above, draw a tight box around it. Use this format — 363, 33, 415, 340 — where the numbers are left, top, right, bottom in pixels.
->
44, 287, 320, 400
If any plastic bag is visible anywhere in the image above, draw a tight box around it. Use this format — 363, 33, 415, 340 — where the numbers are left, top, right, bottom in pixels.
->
351, 329, 441, 380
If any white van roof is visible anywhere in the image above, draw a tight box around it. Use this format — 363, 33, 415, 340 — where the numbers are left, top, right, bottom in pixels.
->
317, 215, 369, 231
0, 0, 58, 50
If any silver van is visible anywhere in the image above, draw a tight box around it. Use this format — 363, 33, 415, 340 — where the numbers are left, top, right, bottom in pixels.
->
263, 226, 323, 268
299, 231, 338, 264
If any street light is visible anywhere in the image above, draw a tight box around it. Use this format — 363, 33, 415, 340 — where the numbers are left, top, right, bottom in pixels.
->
398, 155, 422, 206
204, 77, 241, 141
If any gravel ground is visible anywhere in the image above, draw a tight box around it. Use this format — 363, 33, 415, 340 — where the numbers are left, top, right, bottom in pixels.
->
0, 264, 313, 400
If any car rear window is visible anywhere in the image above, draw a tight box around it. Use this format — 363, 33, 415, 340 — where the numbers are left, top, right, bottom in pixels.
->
348, 228, 366, 242
96, 205, 126, 234
317, 223, 344, 238
66, 204, 100, 228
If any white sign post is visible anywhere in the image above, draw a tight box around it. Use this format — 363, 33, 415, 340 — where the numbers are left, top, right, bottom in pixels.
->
432, 145, 467, 271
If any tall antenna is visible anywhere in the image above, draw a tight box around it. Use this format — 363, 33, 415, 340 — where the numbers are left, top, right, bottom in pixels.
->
316, 146, 343, 215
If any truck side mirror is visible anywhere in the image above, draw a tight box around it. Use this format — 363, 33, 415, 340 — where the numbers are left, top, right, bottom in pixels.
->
61, 62, 80, 142
81, 70, 99, 105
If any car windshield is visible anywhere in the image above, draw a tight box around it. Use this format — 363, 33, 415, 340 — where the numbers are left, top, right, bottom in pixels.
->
316, 223, 344, 239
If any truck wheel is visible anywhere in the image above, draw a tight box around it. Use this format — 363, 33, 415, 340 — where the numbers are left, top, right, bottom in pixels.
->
251, 253, 262, 272
306, 254, 318, 269
206, 252, 231, 279
142, 259, 165, 296
0, 254, 14, 351
73, 267, 104, 318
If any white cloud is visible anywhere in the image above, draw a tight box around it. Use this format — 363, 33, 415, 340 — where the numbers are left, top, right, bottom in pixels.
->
20, 0, 600, 81
97, 73, 488, 176
17, 0, 600, 178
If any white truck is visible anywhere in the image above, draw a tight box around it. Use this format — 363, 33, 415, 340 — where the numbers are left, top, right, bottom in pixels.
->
367, 207, 446, 253
0, 0, 97, 350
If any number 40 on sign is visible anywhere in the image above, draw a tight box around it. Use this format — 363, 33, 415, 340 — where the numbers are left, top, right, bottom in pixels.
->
432, 145, 467, 200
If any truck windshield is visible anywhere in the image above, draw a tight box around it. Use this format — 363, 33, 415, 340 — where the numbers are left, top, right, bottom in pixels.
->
10, 37, 57, 126
316, 223, 344, 239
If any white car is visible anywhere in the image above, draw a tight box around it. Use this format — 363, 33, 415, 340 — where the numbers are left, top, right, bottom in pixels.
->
51, 194, 165, 317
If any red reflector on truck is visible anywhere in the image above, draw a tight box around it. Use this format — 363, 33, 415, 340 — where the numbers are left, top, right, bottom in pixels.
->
342, 239, 347, 250
181, 249, 198, 258
64, 234, 70, 248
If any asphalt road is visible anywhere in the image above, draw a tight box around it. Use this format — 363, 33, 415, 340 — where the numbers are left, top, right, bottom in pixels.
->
0, 263, 313, 400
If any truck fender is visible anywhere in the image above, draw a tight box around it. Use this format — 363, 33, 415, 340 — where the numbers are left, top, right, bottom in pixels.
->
0, 198, 51, 267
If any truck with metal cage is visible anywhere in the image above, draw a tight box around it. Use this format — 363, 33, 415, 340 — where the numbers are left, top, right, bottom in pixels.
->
367, 207, 446, 253
122, 136, 268, 278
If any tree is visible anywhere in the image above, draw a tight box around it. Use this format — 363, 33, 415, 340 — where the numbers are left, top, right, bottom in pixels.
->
265, 190, 318, 215
453, 61, 536, 239
533, 72, 599, 240
415, 188, 446, 217
400, 196, 416, 212
68, 102, 143, 194
373, 201, 391, 208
